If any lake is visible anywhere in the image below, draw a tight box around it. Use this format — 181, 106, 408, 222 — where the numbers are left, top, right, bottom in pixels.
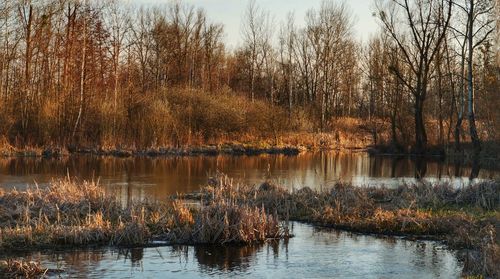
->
0, 152, 497, 204
4, 222, 461, 279
2, 152, 490, 278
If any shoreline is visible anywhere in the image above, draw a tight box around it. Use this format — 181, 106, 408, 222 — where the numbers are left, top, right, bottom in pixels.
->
1, 143, 498, 176
1, 143, 497, 159
1, 143, 318, 159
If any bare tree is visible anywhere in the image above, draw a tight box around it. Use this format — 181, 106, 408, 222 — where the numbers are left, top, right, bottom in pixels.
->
241, 0, 270, 102
278, 13, 296, 118
305, 1, 354, 130
104, 0, 130, 134
130, 7, 153, 93
449, 15, 469, 152
72, 0, 87, 139
377, 0, 453, 154
453, 0, 496, 153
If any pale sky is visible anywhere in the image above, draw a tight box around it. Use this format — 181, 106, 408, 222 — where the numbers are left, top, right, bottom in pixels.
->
134, 0, 380, 48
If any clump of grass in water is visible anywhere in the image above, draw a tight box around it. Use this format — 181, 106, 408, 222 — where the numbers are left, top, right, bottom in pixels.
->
166, 178, 288, 244
0, 259, 56, 278
0, 177, 289, 250
200, 174, 499, 278
0, 179, 132, 248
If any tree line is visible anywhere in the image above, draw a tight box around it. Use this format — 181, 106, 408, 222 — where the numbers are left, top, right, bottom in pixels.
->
0, 0, 498, 154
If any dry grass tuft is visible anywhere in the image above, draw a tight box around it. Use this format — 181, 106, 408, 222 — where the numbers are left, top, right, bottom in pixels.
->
0, 259, 50, 278
0, 174, 498, 277
199, 174, 499, 278
167, 177, 289, 244
0, 177, 288, 250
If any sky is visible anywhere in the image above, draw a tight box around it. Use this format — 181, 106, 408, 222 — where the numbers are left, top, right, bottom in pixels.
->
135, 0, 380, 49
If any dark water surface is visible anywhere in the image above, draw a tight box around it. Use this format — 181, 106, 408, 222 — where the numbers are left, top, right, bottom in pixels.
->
1, 153, 485, 278
9, 222, 461, 279
0, 152, 497, 203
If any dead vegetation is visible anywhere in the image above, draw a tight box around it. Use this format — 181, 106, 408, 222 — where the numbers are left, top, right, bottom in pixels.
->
0, 175, 498, 277
197, 175, 499, 278
0, 178, 288, 251
0, 260, 53, 278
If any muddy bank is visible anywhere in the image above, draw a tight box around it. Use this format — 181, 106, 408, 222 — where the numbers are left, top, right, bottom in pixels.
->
72, 143, 308, 157
0, 143, 312, 159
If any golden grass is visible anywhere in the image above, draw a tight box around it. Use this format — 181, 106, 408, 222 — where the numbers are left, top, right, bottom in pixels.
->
0, 178, 288, 250
197, 174, 499, 278
165, 181, 288, 244
0, 259, 51, 278
0, 175, 498, 277
0, 136, 16, 156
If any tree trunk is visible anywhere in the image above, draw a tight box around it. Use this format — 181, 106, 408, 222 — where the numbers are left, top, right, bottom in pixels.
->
455, 45, 467, 152
22, 4, 33, 135
113, 42, 120, 137
437, 50, 444, 146
414, 95, 427, 154
73, 2, 86, 140
467, 0, 481, 154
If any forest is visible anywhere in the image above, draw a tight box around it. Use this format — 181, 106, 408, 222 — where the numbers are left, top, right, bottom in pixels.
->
0, 0, 498, 155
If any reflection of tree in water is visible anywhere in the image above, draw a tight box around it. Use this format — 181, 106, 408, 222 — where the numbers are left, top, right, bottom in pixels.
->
118, 248, 144, 267
469, 155, 481, 180
414, 157, 428, 179
171, 245, 190, 266
194, 244, 266, 273
35, 250, 106, 276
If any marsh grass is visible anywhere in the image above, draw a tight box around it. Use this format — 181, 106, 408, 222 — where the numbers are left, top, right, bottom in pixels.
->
0, 259, 62, 278
0, 177, 288, 251
165, 180, 288, 244
198, 174, 499, 278
0, 175, 498, 277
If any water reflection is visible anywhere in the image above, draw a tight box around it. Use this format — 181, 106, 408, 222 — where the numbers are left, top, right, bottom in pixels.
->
195, 244, 263, 273
5, 222, 461, 278
0, 153, 497, 203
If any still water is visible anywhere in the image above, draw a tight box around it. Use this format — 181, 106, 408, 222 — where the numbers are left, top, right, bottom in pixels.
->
1, 153, 483, 278
9, 222, 461, 279
0, 152, 497, 202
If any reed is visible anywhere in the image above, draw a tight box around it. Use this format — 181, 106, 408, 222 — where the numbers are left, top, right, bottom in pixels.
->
166, 185, 288, 244
0, 178, 288, 250
0, 260, 50, 278
200, 174, 499, 278
0, 175, 498, 277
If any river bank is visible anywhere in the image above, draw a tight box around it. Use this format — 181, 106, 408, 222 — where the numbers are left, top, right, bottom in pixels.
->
0, 176, 498, 277
2, 136, 498, 172
0, 133, 351, 158
0, 142, 308, 158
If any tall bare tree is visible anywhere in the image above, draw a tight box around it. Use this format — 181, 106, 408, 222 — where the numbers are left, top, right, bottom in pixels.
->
241, 0, 270, 102
453, 0, 496, 153
377, 0, 453, 154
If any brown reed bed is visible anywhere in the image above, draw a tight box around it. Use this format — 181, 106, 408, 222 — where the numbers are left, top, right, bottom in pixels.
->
0, 178, 289, 252
0, 259, 61, 278
0, 175, 498, 277
195, 175, 499, 278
